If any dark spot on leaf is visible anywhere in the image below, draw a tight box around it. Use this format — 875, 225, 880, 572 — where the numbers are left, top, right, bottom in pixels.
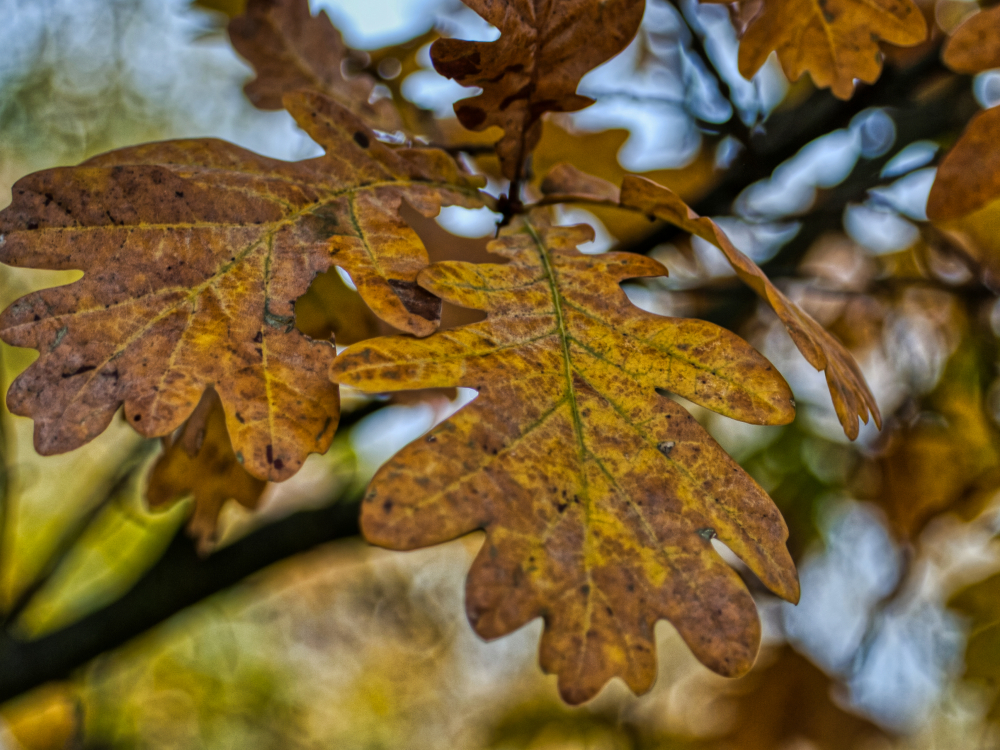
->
353, 131, 370, 148
433, 49, 481, 79
61, 365, 96, 378
456, 105, 487, 128
266, 444, 273, 464
387, 279, 442, 322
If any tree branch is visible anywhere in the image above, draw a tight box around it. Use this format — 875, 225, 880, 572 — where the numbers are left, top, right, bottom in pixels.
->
0, 491, 364, 702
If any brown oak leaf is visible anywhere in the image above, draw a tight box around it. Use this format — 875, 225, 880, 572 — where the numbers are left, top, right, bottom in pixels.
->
0, 91, 485, 481
928, 9, 1000, 222
942, 6, 1000, 74
147, 389, 266, 553
927, 106, 1000, 222
540, 163, 621, 205
620, 176, 881, 439
228, 0, 401, 130
734, 0, 927, 100
332, 212, 799, 704
431, 0, 646, 180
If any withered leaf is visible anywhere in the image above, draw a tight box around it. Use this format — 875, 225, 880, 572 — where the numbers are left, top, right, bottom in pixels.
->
620, 176, 881, 440
927, 106, 1000, 222
228, 0, 401, 130
0, 91, 485, 481
332, 212, 799, 705
942, 6, 1000, 74
736, 0, 927, 100
147, 389, 266, 553
431, 0, 646, 180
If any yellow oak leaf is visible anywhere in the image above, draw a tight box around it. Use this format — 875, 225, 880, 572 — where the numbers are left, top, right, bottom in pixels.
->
332, 211, 798, 704
927, 106, 1000, 222
0, 91, 484, 481
620, 176, 881, 440
735, 0, 927, 100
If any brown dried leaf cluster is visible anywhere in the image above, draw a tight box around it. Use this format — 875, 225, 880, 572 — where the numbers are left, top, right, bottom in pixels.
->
619, 176, 881, 439
332, 212, 799, 704
431, 0, 645, 179
229, 0, 401, 130
731, 0, 927, 99
0, 91, 484, 481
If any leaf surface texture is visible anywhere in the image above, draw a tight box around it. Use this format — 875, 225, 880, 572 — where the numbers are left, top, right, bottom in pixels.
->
620, 176, 881, 439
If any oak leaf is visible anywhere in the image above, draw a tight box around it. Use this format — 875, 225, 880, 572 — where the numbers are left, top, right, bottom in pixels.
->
620, 176, 881, 439
147, 389, 267, 552
942, 6, 1000, 74
927, 106, 1000, 222
228, 0, 401, 130
332, 212, 799, 704
430, 0, 646, 180
734, 0, 927, 100
540, 163, 621, 205
0, 91, 485, 481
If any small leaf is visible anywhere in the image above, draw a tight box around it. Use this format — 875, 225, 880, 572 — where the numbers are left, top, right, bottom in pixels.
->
942, 6, 1000, 74
736, 0, 927, 100
431, 0, 646, 179
0, 92, 485, 481
147, 389, 267, 553
228, 0, 401, 130
333, 211, 798, 705
620, 176, 881, 440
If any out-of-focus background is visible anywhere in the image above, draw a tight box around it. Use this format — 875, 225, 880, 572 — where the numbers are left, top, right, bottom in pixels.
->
2, 0, 1000, 747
